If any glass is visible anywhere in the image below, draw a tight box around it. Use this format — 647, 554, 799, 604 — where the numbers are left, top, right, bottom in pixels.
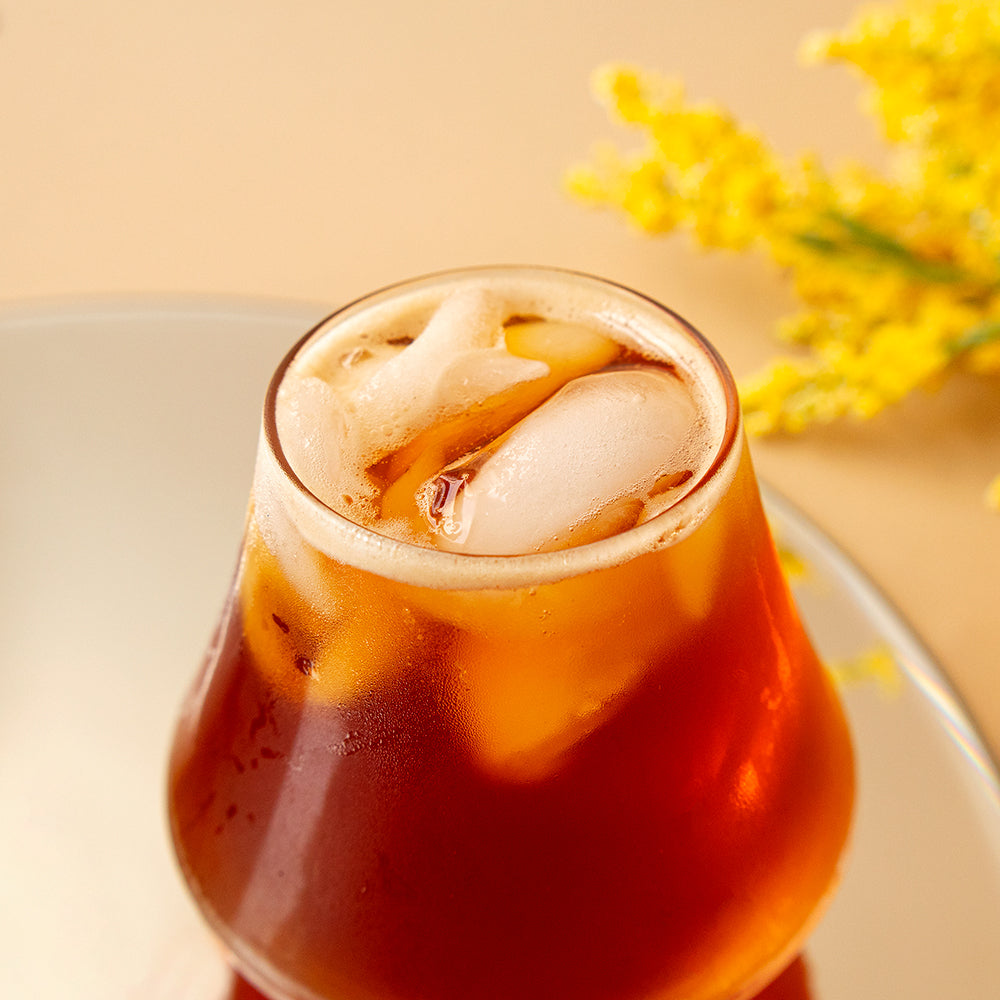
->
167, 267, 855, 1000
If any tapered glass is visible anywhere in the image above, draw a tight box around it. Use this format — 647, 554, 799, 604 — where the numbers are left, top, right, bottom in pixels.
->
168, 268, 854, 1000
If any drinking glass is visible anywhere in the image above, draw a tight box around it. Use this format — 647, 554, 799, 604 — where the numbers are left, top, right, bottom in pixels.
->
168, 267, 854, 1000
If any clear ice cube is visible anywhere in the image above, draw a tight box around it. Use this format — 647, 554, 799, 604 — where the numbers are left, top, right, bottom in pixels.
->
422, 368, 699, 554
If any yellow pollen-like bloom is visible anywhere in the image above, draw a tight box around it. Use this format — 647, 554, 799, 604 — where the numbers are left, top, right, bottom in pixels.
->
567, 0, 1000, 504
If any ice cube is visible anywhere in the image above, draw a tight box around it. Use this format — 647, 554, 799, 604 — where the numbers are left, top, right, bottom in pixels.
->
455, 631, 645, 781
441, 552, 676, 781
240, 514, 421, 704
349, 288, 547, 460
421, 368, 699, 554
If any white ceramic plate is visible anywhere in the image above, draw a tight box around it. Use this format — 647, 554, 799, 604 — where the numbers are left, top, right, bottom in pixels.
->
1, 299, 998, 999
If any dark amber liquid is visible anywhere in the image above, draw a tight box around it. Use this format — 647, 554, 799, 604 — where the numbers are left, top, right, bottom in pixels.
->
224, 955, 814, 1000
169, 452, 853, 1000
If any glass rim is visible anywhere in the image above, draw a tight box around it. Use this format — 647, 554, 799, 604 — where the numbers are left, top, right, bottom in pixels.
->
260, 265, 743, 590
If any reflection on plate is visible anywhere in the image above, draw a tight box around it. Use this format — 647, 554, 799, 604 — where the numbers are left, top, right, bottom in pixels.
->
765, 487, 1000, 997
1, 299, 998, 999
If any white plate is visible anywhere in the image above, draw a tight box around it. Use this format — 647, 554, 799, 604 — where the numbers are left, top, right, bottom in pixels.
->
1, 299, 998, 999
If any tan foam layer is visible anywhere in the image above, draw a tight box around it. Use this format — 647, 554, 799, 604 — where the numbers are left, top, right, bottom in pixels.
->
259, 266, 742, 589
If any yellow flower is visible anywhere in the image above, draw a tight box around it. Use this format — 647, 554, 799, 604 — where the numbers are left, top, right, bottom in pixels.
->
828, 645, 901, 696
966, 339, 1000, 374
572, 65, 787, 253
987, 473, 1000, 510
568, 0, 1000, 503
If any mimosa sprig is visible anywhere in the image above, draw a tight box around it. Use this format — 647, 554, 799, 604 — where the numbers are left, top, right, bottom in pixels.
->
567, 0, 1000, 507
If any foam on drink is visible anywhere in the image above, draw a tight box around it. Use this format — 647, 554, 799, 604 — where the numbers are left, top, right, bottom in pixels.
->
271, 270, 731, 566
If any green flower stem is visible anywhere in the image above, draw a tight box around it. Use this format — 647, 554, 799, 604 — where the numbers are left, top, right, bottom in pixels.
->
949, 319, 1000, 356
796, 210, 972, 283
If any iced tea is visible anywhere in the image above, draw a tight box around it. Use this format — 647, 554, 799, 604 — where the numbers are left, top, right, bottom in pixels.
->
168, 268, 854, 1000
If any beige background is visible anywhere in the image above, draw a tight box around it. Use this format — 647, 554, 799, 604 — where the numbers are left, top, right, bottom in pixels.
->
1, 2, 999, 997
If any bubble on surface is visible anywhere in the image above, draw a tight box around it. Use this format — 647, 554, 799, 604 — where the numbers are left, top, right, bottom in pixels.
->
420, 368, 702, 554
348, 287, 548, 461
275, 375, 346, 504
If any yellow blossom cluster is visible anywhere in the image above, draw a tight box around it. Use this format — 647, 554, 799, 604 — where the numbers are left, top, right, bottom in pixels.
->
567, 0, 1000, 506
828, 644, 902, 696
